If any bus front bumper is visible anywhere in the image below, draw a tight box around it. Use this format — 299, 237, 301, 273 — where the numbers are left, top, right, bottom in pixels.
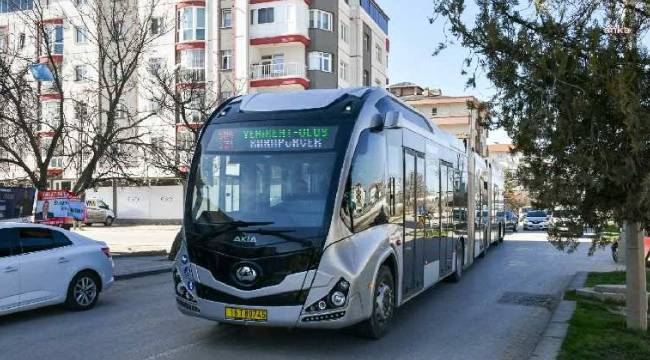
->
176, 292, 365, 329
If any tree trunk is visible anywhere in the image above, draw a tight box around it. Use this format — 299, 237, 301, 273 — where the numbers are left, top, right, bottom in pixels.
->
624, 221, 648, 330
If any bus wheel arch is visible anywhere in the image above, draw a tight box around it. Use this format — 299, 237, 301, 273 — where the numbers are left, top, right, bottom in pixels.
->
356, 261, 396, 339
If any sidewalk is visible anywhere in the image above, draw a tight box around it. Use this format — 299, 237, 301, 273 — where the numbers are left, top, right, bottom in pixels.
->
72, 224, 181, 254
113, 255, 173, 280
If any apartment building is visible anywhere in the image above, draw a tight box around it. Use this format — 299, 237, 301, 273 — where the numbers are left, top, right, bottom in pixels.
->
487, 143, 520, 173
388, 82, 489, 157
0, 0, 390, 190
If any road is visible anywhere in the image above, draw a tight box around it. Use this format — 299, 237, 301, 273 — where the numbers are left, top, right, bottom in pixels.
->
0, 232, 620, 360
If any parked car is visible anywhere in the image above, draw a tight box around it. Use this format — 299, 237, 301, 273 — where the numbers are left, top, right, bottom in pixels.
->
497, 210, 519, 232
548, 209, 584, 237
523, 210, 549, 231
611, 235, 650, 267
0, 223, 114, 316
84, 199, 115, 226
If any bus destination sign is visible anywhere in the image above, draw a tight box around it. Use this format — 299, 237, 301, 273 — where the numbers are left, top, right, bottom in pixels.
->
212, 126, 338, 152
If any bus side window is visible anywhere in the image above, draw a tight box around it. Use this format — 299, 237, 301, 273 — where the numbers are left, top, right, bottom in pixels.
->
340, 129, 387, 233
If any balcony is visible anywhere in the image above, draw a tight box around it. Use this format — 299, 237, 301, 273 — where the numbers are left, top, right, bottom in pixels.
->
249, 2, 309, 46
250, 62, 309, 89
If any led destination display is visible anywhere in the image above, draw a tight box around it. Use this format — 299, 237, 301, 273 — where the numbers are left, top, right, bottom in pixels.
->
212, 126, 338, 152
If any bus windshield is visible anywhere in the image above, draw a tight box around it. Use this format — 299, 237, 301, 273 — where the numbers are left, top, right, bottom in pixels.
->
188, 123, 345, 240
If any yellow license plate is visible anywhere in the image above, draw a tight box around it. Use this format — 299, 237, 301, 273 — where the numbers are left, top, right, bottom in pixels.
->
224, 307, 268, 322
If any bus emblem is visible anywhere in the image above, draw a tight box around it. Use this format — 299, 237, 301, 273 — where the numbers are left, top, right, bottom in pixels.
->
235, 265, 258, 284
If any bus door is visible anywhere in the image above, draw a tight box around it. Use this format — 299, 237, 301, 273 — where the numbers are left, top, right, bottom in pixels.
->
439, 161, 455, 276
403, 148, 425, 297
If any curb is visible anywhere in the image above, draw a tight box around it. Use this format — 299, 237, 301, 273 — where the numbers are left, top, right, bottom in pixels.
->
112, 251, 169, 258
114, 267, 172, 281
528, 272, 586, 360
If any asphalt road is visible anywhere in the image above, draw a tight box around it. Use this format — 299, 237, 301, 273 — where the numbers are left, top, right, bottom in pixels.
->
0, 232, 619, 360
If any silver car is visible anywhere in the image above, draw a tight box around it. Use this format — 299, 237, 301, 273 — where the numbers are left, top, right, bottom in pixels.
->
84, 199, 115, 227
523, 210, 549, 230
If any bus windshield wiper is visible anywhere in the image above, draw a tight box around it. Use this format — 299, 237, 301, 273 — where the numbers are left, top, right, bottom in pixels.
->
190, 221, 275, 242
202, 221, 275, 228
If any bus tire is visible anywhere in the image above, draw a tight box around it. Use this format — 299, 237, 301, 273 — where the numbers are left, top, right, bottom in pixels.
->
356, 265, 395, 340
450, 240, 464, 283
479, 237, 487, 258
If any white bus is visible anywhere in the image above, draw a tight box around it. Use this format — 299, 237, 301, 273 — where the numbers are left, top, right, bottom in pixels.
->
174, 88, 505, 338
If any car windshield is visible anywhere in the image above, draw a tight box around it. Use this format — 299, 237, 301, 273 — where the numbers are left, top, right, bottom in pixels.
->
188, 123, 346, 238
527, 211, 547, 218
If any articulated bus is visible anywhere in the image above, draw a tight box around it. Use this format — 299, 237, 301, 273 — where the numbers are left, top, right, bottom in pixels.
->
174, 88, 505, 338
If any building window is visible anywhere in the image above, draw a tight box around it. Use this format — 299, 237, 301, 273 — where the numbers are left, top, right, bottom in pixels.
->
74, 65, 88, 81
1, 0, 32, 13
308, 51, 332, 72
363, 70, 369, 86
431, 107, 438, 116
363, 33, 370, 53
0, 33, 8, 52
150, 17, 163, 35
178, 7, 206, 41
220, 91, 233, 102
309, 9, 333, 31
148, 57, 164, 75
220, 49, 232, 70
340, 21, 349, 43
182, 89, 206, 123
375, 43, 383, 63
251, 8, 274, 25
252, 54, 285, 78
221, 9, 232, 28
339, 60, 349, 81
18, 33, 25, 48
179, 48, 206, 82
43, 24, 64, 55
75, 26, 88, 44
41, 101, 61, 131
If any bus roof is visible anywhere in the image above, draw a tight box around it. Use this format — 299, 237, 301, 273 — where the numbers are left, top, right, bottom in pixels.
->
239, 88, 371, 113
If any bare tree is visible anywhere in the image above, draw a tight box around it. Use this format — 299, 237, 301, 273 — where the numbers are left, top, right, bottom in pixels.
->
68, 0, 166, 193
0, 2, 67, 190
142, 64, 241, 180
0, 0, 167, 192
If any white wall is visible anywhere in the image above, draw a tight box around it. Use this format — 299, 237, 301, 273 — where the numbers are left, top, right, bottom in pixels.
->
86, 185, 183, 220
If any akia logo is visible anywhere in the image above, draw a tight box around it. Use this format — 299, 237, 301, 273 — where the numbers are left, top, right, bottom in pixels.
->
233, 235, 257, 244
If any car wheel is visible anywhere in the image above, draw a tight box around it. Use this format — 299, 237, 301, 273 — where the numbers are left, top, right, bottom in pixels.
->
356, 265, 395, 339
65, 271, 100, 311
84, 222, 92, 227
105, 217, 114, 227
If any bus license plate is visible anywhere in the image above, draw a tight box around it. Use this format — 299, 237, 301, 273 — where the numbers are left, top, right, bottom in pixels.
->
224, 307, 268, 322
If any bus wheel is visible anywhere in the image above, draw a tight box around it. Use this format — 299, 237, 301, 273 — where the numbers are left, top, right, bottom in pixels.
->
479, 238, 487, 258
450, 241, 464, 282
357, 265, 395, 339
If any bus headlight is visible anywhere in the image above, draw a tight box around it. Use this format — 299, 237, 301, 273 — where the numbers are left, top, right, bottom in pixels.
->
306, 278, 350, 313
331, 291, 346, 307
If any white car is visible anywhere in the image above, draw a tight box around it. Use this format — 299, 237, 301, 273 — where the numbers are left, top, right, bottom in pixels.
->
523, 210, 550, 231
0, 223, 114, 316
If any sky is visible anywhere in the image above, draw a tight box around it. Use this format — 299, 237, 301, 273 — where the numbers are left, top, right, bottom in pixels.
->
375, 0, 512, 144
